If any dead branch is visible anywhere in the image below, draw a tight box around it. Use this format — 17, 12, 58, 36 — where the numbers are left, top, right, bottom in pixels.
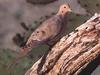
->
25, 13, 100, 75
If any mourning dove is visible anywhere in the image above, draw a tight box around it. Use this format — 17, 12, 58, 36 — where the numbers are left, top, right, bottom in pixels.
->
7, 4, 72, 70
23, 3, 71, 52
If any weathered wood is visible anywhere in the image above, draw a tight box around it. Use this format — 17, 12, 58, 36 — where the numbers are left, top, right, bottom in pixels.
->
25, 13, 100, 75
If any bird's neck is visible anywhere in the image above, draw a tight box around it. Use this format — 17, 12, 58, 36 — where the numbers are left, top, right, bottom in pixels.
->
56, 13, 65, 19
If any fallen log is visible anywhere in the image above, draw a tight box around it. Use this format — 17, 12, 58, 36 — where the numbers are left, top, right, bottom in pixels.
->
25, 13, 100, 75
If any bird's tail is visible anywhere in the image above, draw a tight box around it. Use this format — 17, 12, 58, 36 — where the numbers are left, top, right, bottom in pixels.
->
6, 46, 31, 74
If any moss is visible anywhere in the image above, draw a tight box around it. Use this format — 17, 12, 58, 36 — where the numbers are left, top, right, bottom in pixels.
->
0, 44, 48, 75
78, 0, 100, 15
65, 12, 90, 33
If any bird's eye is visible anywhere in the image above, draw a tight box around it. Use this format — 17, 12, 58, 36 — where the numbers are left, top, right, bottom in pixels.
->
41, 30, 45, 34
64, 6, 66, 8
37, 31, 39, 33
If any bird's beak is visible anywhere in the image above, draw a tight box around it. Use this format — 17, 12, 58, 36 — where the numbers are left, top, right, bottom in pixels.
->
68, 8, 72, 12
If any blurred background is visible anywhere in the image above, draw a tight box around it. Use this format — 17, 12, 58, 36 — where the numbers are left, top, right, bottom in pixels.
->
0, 0, 100, 75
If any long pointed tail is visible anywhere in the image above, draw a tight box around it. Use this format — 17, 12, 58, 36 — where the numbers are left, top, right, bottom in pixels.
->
6, 46, 31, 74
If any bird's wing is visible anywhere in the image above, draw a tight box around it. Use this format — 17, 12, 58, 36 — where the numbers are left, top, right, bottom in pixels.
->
26, 15, 62, 47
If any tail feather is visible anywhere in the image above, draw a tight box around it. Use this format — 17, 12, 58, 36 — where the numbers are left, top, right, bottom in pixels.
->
6, 47, 30, 74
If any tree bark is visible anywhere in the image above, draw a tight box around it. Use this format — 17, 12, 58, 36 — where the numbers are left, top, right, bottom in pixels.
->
25, 13, 100, 75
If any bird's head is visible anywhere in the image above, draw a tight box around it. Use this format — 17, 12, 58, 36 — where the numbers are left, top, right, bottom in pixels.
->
57, 4, 72, 16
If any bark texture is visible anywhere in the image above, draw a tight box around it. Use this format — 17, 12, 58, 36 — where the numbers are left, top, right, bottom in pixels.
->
25, 13, 100, 75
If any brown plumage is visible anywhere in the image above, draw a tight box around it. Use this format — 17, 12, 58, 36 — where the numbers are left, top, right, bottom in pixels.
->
24, 4, 71, 51
7, 4, 72, 71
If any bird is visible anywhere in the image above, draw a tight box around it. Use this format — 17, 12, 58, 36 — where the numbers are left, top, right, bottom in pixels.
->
7, 4, 72, 71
